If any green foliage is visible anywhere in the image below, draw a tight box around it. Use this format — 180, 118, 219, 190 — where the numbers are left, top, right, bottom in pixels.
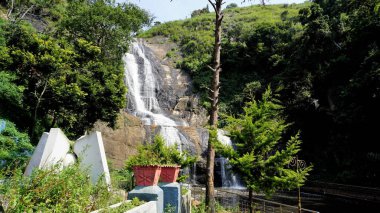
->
278, 0, 380, 184
99, 197, 144, 213
0, 0, 150, 141
125, 144, 161, 170
0, 118, 33, 170
140, 3, 308, 109
219, 88, 311, 195
192, 199, 234, 213
0, 72, 24, 122
164, 203, 176, 213
191, 5, 210, 18
226, 3, 238, 9
59, 0, 150, 62
143, 0, 380, 185
0, 164, 123, 212
110, 169, 134, 192
3, 0, 67, 22
125, 135, 196, 170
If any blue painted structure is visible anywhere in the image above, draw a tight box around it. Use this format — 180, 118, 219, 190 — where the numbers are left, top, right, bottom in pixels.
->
159, 182, 181, 213
128, 186, 164, 213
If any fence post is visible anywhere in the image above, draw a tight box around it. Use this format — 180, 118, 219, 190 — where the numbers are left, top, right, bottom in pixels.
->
263, 200, 266, 212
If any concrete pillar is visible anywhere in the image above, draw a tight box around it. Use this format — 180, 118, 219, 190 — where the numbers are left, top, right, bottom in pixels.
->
128, 186, 164, 213
159, 182, 181, 213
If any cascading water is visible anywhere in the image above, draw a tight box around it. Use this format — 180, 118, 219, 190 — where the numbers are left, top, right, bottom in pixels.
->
123, 40, 188, 151
124, 40, 243, 188
217, 130, 244, 189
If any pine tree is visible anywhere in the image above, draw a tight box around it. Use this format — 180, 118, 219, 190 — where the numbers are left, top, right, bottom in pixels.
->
220, 87, 312, 213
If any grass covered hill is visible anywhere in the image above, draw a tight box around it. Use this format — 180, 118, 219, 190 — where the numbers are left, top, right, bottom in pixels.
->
140, 3, 308, 40
139, 3, 310, 110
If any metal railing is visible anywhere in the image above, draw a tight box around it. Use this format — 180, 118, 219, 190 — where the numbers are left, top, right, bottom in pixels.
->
192, 187, 319, 213
305, 181, 380, 202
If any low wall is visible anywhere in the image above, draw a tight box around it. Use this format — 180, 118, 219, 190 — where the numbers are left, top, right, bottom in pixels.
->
91, 200, 157, 213
127, 201, 157, 213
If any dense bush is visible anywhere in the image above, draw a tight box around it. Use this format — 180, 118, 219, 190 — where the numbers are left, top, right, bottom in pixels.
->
0, 164, 122, 212
125, 135, 196, 170
0, 118, 33, 170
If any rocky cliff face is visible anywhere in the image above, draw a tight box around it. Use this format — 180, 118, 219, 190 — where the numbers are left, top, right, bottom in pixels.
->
93, 113, 145, 169
142, 37, 209, 127
98, 38, 209, 171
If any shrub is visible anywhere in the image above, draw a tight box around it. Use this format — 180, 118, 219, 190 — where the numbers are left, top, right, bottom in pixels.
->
0, 118, 33, 170
125, 135, 196, 170
110, 168, 134, 192
0, 164, 123, 212
99, 197, 144, 213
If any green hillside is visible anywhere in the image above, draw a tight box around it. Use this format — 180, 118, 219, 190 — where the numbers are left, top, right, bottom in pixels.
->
141, 3, 308, 41
141, 1, 380, 186
140, 3, 310, 109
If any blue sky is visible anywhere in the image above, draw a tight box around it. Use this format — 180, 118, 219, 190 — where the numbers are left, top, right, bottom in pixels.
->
122, 0, 307, 22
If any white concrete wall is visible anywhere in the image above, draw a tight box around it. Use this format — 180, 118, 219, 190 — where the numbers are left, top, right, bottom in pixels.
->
74, 131, 111, 186
127, 201, 157, 213
90, 201, 157, 213
24, 129, 70, 176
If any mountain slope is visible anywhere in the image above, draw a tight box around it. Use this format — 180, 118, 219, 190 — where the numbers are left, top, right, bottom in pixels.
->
139, 3, 309, 110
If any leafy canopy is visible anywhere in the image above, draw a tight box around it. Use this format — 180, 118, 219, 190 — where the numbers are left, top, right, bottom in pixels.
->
219, 87, 312, 195
0, 118, 33, 170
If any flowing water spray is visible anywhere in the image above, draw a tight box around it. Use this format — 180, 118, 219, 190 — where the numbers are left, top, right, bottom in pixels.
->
124, 41, 187, 151
124, 40, 243, 187
217, 130, 244, 188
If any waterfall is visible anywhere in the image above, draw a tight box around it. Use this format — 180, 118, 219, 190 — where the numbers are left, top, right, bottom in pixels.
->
217, 130, 244, 189
124, 40, 243, 188
123, 41, 188, 149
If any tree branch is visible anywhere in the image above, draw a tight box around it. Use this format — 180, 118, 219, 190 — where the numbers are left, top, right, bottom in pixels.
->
7, 0, 14, 18
20, 5, 35, 20
208, 0, 217, 12
207, 65, 216, 72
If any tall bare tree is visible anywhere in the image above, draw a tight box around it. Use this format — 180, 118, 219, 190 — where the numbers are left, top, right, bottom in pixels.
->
174, 1, 266, 212
206, 1, 223, 212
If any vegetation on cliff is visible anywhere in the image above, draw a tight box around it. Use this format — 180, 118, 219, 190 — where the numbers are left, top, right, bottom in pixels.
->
0, 0, 150, 141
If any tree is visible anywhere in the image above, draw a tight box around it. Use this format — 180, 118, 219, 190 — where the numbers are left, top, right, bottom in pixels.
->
220, 88, 312, 213
226, 3, 238, 9
4, 0, 66, 23
191, 5, 210, 18
0, 118, 33, 170
206, 1, 268, 212
170, 1, 268, 211
0, 0, 150, 141
59, 0, 150, 63
205, 1, 223, 212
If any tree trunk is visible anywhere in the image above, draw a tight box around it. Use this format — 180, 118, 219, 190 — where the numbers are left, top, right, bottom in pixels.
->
29, 81, 48, 140
206, 1, 224, 213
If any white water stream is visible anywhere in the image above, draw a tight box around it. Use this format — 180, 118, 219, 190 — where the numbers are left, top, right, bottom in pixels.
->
123, 41, 187, 151
124, 40, 243, 188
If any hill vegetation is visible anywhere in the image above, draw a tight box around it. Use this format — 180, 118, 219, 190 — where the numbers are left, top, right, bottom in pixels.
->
140, 3, 308, 107
0, 0, 150, 141
141, 0, 380, 186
